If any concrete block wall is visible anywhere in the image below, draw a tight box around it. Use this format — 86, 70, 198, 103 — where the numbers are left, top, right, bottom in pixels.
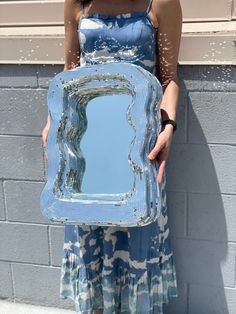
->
0, 64, 235, 313
0, 64, 74, 311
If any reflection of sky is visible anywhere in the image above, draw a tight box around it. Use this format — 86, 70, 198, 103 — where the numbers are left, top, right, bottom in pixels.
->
80, 94, 134, 194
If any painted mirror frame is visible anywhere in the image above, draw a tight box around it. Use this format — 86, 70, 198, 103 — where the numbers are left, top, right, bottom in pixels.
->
40, 62, 163, 227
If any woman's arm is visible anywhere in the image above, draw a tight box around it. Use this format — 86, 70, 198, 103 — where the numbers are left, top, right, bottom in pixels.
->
63, 0, 81, 70
148, 0, 182, 184
155, 0, 182, 126
42, 0, 82, 160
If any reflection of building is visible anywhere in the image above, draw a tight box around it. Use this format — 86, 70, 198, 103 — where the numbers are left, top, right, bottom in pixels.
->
0, 1, 235, 313
0, 0, 235, 64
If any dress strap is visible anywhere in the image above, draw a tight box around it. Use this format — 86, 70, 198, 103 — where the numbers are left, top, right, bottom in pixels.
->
81, 0, 94, 17
146, 0, 153, 13
81, 0, 84, 16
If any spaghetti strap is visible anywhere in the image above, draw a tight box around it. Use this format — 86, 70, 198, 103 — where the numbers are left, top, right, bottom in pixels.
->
81, 0, 152, 18
81, 0, 94, 17
146, 0, 153, 13
81, 0, 84, 16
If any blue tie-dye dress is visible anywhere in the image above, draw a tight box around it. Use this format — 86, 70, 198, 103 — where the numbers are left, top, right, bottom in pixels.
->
59, 1, 178, 313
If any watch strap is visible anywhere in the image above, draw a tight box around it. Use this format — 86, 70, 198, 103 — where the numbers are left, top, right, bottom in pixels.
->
161, 119, 177, 132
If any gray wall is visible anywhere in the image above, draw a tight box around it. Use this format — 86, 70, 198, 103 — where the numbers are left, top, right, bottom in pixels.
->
0, 64, 235, 313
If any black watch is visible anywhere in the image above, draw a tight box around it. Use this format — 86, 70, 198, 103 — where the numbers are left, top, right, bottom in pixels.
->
161, 119, 177, 132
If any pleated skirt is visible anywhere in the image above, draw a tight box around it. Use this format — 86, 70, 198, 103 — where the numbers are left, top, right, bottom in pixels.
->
59, 172, 178, 313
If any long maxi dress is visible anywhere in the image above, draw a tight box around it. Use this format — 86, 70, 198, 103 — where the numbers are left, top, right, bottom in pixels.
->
59, 0, 178, 313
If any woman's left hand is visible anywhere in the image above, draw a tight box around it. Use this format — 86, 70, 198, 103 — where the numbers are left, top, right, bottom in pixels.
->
148, 124, 174, 186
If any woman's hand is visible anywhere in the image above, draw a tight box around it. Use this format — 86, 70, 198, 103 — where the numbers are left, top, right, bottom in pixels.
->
148, 124, 174, 186
41, 114, 51, 161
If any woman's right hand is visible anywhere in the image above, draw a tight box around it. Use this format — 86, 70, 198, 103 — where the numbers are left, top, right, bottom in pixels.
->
41, 114, 51, 161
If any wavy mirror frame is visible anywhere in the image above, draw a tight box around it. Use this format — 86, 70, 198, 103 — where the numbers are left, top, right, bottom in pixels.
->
40, 62, 163, 227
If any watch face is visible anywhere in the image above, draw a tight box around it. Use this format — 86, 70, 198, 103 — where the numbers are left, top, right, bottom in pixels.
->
40, 62, 164, 226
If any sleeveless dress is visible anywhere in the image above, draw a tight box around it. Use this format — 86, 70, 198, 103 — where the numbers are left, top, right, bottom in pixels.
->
59, 1, 178, 313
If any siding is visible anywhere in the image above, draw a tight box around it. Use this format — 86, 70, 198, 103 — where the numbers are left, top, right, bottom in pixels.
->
0, 0, 235, 64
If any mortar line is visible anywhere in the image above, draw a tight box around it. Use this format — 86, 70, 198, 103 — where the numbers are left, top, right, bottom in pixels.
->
2, 180, 9, 221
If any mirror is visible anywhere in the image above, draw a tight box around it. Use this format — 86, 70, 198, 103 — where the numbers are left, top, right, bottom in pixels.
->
80, 94, 134, 195
40, 62, 163, 227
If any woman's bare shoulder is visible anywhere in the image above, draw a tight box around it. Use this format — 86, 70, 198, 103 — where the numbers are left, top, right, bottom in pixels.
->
155, 0, 181, 6
64, 0, 82, 24
64, 0, 81, 9
152, 0, 182, 28
153, 0, 182, 15
64, 0, 82, 6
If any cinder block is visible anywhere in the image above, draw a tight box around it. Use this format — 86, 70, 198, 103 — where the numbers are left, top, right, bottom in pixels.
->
12, 263, 74, 309
178, 65, 202, 91
5, 180, 52, 224
225, 287, 236, 314
4, 179, 67, 226
179, 65, 236, 92
166, 191, 187, 238
189, 283, 229, 314
37, 64, 63, 88
171, 238, 235, 287
188, 193, 236, 242
197, 65, 236, 92
49, 226, 65, 267
164, 281, 187, 314
0, 65, 37, 87
166, 143, 236, 194
0, 261, 13, 298
0, 89, 48, 136
0, 222, 49, 265
189, 285, 236, 314
188, 92, 236, 144
0, 136, 44, 180
0, 181, 5, 220
171, 91, 188, 144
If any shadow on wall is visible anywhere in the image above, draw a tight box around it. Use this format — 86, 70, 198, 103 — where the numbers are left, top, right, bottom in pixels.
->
163, 65, 236, 314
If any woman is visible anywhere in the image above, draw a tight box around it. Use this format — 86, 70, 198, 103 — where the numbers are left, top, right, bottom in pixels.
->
42, 0, 182, 313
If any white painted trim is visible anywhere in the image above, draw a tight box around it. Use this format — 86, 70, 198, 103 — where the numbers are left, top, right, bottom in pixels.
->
0, 0, 235, 26
0, 22, 235, 65
180, 0, 235, 22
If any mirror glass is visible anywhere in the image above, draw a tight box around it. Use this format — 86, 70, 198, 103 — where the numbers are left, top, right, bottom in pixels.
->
79, 94, 134, 194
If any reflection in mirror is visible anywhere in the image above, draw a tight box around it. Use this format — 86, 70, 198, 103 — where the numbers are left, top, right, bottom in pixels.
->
80, 94, 134, 194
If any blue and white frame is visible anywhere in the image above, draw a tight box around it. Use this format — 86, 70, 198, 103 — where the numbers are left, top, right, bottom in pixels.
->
40, 62, 163, 227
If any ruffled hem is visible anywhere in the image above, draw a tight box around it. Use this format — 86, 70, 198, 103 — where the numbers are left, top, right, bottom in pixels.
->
59, 249, 178, 314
